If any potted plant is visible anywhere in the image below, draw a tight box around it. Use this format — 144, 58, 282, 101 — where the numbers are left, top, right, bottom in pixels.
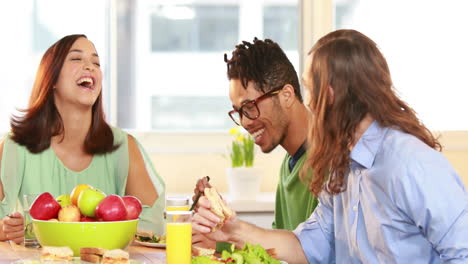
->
226, 126, 261, 201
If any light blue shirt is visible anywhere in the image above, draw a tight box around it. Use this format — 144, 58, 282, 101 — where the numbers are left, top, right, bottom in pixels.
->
294, 121, 468, 263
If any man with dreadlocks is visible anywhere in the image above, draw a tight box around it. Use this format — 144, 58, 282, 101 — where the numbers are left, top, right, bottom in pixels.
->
193, 38, 317, 234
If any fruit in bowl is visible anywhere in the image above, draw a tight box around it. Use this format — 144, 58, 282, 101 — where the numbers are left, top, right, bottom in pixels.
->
29, 185, 143, 224
28, 185, 144, 256
30, 192, 62, 220
32, 219, 138, 256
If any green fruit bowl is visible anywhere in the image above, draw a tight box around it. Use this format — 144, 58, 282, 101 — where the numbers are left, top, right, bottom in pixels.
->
32, 219, 138, 256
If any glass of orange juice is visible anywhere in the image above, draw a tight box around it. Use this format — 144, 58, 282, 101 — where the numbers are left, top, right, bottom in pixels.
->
166, 196, 190, 211
166, 210, 192, 264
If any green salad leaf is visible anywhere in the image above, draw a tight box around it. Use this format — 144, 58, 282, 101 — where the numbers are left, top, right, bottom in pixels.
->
192, 256, 224, 264
221, 243, 281, 264
193, 243, 281, 264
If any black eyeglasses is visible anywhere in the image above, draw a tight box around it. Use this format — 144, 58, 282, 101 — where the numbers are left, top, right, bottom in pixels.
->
228, 85, 283, 125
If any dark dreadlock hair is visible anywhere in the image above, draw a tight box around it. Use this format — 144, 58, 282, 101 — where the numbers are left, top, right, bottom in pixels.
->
224, 37, 302, 102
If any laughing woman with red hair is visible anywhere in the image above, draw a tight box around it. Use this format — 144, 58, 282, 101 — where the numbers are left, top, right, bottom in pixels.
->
0, 34, 165, 243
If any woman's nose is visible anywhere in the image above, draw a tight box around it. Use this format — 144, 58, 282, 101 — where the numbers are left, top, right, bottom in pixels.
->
83, 60, 94, 71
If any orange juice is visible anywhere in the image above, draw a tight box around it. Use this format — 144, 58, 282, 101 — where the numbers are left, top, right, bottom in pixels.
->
166, 205, 190, 211
166, 222, 192, 264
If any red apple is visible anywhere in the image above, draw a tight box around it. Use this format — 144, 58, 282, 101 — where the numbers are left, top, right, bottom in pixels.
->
80, 216, 96, 222
95, 195, 128, 221
29, 192, 61, 220
122, 196, 143, 220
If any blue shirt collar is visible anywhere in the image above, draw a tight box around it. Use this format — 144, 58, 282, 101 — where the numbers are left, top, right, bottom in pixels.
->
350, 121, 388, 169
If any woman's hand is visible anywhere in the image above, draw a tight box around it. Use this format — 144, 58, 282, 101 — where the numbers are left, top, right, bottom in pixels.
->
192, 196, 239, 243
2, 212, 24, 244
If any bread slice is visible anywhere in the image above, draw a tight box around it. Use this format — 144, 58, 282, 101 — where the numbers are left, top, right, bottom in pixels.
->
136, 229, 153, 237
80, 253, 102, 263
40, 246, 73, 261
101, 249, 130, 264
204, 187, 233, 232
192, 245, 216, 257
80, 247, 108, 255
80, 247, 108, 263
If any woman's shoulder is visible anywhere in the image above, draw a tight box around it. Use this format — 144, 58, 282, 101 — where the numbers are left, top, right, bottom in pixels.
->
1, 133, 25, 153
0, 135, 5, 162
110, 126, 129, 145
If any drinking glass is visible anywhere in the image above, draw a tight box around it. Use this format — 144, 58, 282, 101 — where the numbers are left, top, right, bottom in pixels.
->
22, 194, 41, 248
165, 196, 190, 211
165, 210, 192, 264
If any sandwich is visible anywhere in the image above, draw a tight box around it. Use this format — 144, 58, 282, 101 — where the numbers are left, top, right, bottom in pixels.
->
80, 247, 108, 263
204, 187, 233, 232
40, 246, 73, 261
135, 229, 157, 243
192, 245, 216, 257
101, 249, 130, 264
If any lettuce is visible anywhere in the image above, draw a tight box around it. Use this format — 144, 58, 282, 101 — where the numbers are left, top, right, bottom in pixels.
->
192, 256, 224, 264
221, 243, 282, 264
193, 243, 281, 264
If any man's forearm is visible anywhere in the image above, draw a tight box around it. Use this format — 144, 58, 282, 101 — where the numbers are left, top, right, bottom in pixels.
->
228, 220, 308, 264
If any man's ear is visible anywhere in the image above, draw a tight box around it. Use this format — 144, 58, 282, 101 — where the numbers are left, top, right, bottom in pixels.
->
281, 84, 295, 108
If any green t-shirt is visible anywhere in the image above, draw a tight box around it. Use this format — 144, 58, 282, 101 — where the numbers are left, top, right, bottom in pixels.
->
272, 152, 318, 230
0, 127, 165, 233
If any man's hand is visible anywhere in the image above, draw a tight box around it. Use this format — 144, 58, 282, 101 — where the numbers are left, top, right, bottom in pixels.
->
2, 212, 24, 244
192, 196, 239, 243
192, 177, 212, 211
192, 231, 216, 249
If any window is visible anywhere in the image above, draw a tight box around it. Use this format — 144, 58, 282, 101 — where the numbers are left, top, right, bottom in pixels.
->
334, 0, 468, 130
151, 5, 239, 52
126, 0, 299, 131
0, 0, 109, 133
263, 5, 298, 51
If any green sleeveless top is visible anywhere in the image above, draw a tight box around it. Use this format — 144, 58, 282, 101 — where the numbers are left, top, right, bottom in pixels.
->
272, 152, 318, 230
0, 127, 166, 234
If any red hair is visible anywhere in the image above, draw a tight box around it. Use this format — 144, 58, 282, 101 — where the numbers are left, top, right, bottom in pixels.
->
11, 34, 118, 154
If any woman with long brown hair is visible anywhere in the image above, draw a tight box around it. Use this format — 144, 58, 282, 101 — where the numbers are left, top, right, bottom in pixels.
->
0, 34, 165, 243
295, 29, 468, 263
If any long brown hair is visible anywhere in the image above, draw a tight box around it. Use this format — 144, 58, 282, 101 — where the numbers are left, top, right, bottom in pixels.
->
302, 29, 441, 197
10, 34, 118, 154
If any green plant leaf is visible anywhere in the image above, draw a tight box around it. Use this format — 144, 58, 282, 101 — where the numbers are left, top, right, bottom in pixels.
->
227, 127, 255, 168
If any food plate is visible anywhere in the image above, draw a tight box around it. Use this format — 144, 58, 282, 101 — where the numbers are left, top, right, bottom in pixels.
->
12, 258, 144, 264
134, 239, 166, 248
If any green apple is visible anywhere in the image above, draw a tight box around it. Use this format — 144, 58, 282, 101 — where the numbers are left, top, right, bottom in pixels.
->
56, 194, 72, 207
77, 188, 106, 217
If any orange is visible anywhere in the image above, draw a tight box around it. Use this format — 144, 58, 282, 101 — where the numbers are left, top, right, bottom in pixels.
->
70, 184, 91, 206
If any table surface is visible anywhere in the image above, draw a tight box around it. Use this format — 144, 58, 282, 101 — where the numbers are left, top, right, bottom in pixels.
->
0, 241, 166, 264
